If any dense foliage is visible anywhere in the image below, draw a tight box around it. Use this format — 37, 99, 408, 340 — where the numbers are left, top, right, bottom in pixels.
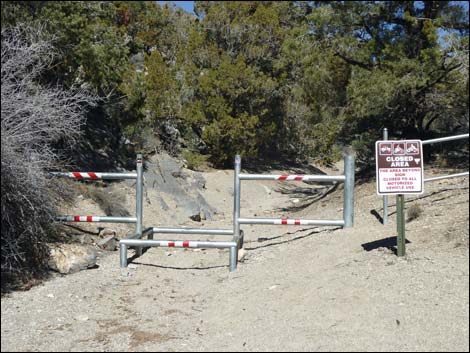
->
2, 1, 468, 168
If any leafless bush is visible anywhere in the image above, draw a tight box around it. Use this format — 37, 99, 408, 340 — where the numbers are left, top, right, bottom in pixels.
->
1, 24, 97, 289
407, 203, 423, 222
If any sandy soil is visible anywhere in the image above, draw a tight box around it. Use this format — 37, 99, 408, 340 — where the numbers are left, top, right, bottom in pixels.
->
1, 163, 469, 352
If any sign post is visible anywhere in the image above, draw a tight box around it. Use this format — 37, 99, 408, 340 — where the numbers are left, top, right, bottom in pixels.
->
376, 140, 424, 256
396, 194, 406, 256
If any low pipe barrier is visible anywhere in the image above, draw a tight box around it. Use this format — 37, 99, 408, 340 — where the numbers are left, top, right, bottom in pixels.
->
53, 152, 356, 272
232, 154, 355, 246
119, 227, 239, 272
50, 154, 144, 238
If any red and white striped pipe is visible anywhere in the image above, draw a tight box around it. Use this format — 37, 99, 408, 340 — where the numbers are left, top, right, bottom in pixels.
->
238, 218, 345, 226
66, 172, 102, 179
158, 240, 198, 248
275, 219, 304, 225
275, 175, 307, 181
56, 216, 137, 223
49, 172, 137, 180
238, 174, 345, 182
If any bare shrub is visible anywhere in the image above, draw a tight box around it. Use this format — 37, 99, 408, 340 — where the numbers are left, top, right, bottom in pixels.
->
1, 24, 97, 290
407, 203, 423, 222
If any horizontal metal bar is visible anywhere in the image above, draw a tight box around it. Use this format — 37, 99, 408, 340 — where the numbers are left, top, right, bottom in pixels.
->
152, 227, 234, 236
422, 133, 469, 145
56, 216, 137, 223
120, 239, 237, 249
49, 172, 137, 180
424, 172, 469, 183
125, 228, 153, 240
238, 218, 345, 226
238, 174, 345, 182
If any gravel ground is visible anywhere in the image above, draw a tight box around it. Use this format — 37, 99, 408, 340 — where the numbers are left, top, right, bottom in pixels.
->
1, 164, 468, 352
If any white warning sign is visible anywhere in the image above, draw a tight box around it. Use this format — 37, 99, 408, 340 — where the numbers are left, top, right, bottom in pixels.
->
376, 140, 424, 195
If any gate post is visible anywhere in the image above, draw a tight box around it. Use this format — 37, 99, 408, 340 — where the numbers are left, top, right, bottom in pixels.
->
382, 128, 389, 224
343, 153, 355, 228
233, 155, 242, 266
120, 243, 128, 267
135, 154, 144, 255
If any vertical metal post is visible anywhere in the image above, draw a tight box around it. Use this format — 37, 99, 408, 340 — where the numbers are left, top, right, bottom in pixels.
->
120, 243, 128, 267
343, 154, 355, 228
396, 194, 406, 256
229, 245, 237, 272
233, 155, 241, 252
383, 128, 389, 224
135, 154, 144, 256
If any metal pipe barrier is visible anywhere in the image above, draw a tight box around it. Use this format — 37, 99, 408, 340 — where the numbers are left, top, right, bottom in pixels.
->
50, 154, 144, 238
119, 156, 238, 271
119, 227, 238, 272
233, 153, 355, 246
422, 133, 469, 183
382, 131, 468, 222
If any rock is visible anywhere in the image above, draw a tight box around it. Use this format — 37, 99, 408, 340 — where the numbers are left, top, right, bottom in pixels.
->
190, 213, 202, 222
290, 198, 300, 204
199, 209, 207, 221
171, 170, 189, 179
75, 314, 89, 322
48, 244, 98, 274
238, 248, 247, 262
96, 235, 118, 251
69, 234, 94, 245
98, 228, 117, 238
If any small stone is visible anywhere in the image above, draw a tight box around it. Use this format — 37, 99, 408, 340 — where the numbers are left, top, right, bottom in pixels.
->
96, 235, 118, 251
190, 213, 202, 222
238, 248, 247, 262
75, 314, 89, 322
98, 228, 117, 237
46, 293, 54, 298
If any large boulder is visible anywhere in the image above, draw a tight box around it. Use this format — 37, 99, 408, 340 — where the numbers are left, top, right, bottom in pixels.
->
48, 244, 98, 274
145, 153, 218, 224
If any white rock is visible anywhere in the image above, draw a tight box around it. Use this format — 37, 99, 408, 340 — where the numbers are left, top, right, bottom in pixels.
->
48, 244, 97, 274
75, 314, 89, 322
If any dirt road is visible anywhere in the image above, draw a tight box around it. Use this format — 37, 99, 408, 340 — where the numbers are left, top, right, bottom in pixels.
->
1, 165, 468, 352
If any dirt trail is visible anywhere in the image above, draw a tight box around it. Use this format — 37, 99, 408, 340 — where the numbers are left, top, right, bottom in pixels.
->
1, 164, 469, 352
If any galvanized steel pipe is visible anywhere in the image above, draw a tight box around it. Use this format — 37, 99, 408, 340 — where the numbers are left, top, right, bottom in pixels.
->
233, 155, 242, 246
135, 154, 144, 256
56, 216, 137, 223
152, 227, 234, 236
422, 133, 469, 145
343, 154, 355, 228
120, 239, 237, 249
424, 172, 469, 183
238, 218, 345, 226
49, 172, 137, 180
382, 128, 389, 225
238, 174, 345, 182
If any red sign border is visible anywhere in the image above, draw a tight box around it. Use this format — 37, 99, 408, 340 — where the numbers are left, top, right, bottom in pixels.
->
376, 139, 424, 196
